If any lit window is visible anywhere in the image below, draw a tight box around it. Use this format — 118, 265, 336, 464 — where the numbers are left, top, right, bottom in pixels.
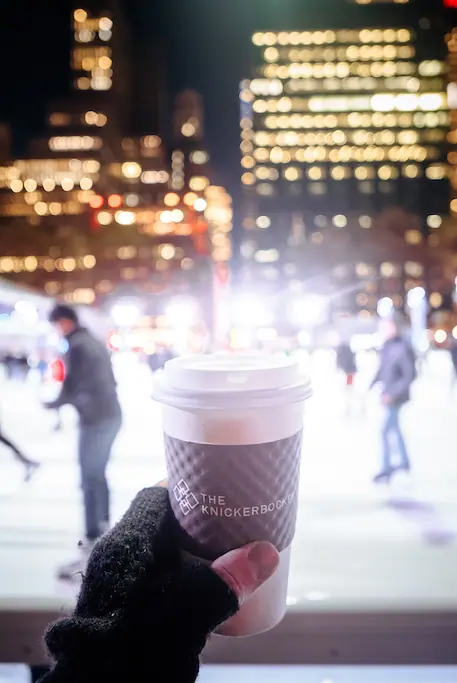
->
74, 9, 87, 22
49, 136, 101, 151
405, 261, 423, 277
430, 292, 443, 309
241, 156, 255, 169
256, 216, 271, 229
264, 47, 279, 62
426, 165, 447, 180
122, 162, 142, 179
359, 181, 375, 194
257, 183, 274, 195
311, 232, 323, 244
250, 79, 283, 96
427, 215, 442, 229
378, 165, 398, 180
308, 166, 323, 180
419, 93, 446, 111
164, 193, 180, 207
85, 111, 97, 125
49, 113, 71, 126
97, 211, 113, 225
77, 29, 95, 43
405, 229, 422, 245
190, 150, 209, 164
284, 167, 301, 181
308, 182, 327, 195
83, 159, 100, 173
403, 164, 420, 178
141, 170, 169, 184
333, 214, 347, 228
49, 202, 62, 216
419, 60, 444, 77
91, 77, 112, 90
115, 211, 136, 226
61, 178, 75, 191
99, 17, 113, 31
241, 172, 255, 186
380, 262, 395, 278
255, 249, 279, 263
142, 135, 161, 149
99, 29, 112, 41
331, 166, 348, 180
159, 244, 176, 261
190, 176, 209, 191
80, 177, 93, 190
24, 179, 37, 192
371, 94, 395, 112
10, 180, 23, 193
181, 122, 197, 137
34, 202, 48, 216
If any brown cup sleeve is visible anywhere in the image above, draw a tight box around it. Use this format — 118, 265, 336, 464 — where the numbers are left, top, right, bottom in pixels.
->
164, 431, 302, 560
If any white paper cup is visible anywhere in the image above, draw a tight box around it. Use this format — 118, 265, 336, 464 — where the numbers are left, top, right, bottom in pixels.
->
153, 353, 312, 637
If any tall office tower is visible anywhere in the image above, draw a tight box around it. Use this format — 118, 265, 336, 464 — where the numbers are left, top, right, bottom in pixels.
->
0, 4, 231, 324
240, 0, 457, 329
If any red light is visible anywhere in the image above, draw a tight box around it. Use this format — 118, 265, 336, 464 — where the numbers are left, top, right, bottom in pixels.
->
108, 332, 122, 351
444, 0, 457, 6
89, 195, 104, 209
108, 194, 122, 208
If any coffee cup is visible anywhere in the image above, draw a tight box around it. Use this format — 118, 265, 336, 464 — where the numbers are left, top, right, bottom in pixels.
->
153, 353, 312, 637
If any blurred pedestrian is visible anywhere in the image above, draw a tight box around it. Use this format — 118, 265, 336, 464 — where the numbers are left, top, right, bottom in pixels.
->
450, 340, 457, 388
45, 305, 122, 580
370, 313, 416, 484
0, 420, 40, 482
335, 340, 357, 416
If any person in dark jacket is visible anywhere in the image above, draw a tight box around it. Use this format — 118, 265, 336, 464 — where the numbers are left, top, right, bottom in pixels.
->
450, 341, 457, 386
336, 341, 357, 378
38, 485, 279, 683
371, 314, 416, 483
45, 305, 122, 579
336, 340, 358, 416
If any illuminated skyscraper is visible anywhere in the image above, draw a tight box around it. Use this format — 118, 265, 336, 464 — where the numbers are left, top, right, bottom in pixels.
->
240, 0, 457, 326
0, 3, 231, 330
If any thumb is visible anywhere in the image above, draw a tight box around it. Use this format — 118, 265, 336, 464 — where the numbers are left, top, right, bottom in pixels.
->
211, 541, 280, 605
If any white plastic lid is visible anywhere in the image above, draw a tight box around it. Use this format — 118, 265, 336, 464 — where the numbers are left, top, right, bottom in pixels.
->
152, 353, 312, 411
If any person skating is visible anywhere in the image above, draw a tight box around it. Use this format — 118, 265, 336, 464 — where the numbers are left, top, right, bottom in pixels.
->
335, 340, 357, 416
0, 426, 40, 482
45, 305, 122, 580
370, 313, 416, 484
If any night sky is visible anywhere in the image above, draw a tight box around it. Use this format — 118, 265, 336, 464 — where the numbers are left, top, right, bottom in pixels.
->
0, 0, 444, 196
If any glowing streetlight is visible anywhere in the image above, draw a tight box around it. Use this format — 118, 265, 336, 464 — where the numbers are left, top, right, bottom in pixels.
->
111, 302, 140, 327
407, 286, 426, 309
165, 297, 199, 328
232, 294, 273, 328
289, 294, 326, 327
194, 197, 207, 212
377, 297, 394, 318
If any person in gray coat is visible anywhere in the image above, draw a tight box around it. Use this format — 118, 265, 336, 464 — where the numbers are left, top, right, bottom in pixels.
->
46, 305, 122, 579
371, 314, 416, 484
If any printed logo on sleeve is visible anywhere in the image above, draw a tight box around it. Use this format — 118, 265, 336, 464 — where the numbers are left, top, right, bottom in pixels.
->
173, 479, 199, 516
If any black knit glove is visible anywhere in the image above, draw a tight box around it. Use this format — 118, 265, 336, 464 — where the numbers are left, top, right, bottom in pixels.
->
40, 487, 240, 683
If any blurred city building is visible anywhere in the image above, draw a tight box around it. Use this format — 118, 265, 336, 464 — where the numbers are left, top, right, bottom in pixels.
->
240, 0, 457, 335
0, 2, 232, 339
